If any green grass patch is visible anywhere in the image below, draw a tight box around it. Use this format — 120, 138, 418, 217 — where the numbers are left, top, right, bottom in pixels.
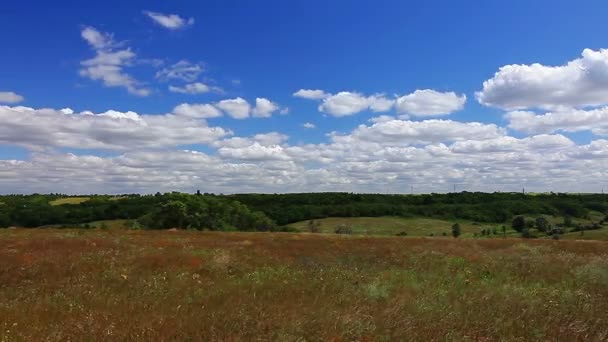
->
288, 216, 504, 237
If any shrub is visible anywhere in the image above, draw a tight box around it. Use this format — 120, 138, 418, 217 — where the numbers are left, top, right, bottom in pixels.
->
334, 224, 353, 235
396, 231, 408, 237
307, 220, 321, 233
451, 223, 461, 238
512, 216, 526, 232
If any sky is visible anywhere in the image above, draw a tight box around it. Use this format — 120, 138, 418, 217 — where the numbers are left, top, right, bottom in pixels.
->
2, 0, 608, 194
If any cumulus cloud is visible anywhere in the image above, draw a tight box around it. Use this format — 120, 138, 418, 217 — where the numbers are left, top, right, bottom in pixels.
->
216, 97, 251, 119
395, 89, 466, 116
0, 105, 229, 151
319, 92, 394, 116
172, 103, 222, 119
293, 89, 329, 99
169, 82, 211, 94
252, 98, 280, 118
144, 11, 194, 30
156, 60, 203, 82
0, 91, 24, 104
336, 119, 505, 146
506, 107, 608, 135
302, 122, 316, 129
477, 48, 608, 110
297, 89, 465, 117
1, 108, 607, 193
79, 27, 150, 96
3, 131, 607, 194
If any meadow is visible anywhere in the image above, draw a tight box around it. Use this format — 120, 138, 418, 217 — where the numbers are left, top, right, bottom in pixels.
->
2, 228, 608, 340
289, 216, 503, 237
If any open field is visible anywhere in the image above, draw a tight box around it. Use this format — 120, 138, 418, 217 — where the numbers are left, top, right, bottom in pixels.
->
561, 228, 608, 241
289, 216, 507, 237
2, 229, 608, 340
48, 197, 90, 206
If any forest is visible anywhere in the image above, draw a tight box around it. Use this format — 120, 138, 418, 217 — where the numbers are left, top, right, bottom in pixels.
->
1, 192, 608, 233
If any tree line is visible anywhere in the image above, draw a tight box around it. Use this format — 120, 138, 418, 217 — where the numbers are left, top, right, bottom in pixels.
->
1, 191, 607, 231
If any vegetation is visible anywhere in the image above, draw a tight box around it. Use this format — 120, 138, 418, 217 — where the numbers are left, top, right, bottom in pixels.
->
1, 229, 608, 340
1, 192, 607, 238
451, 223, 461, 238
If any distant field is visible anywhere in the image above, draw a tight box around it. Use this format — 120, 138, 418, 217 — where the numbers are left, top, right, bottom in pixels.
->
1, 229, 607, 340
561, 228, 608, 241
88, 219, 132, 230
49, 197, 90, 206
288, 216, 508, 237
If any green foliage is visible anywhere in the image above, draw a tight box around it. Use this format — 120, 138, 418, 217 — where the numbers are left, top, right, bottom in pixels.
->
535, 217, 550, 232
451, 223, 461, 238
512, 216, 526, 232
1, 192, 607, 235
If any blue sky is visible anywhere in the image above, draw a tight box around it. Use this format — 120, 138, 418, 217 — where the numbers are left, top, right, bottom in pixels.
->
2, 0, 608, 194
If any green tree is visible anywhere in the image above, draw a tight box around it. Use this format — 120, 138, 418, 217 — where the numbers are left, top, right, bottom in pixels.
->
451, 223, 461, 238
535, 217, 550, 233
512, 216, 526, 232
161, 201, 188, 229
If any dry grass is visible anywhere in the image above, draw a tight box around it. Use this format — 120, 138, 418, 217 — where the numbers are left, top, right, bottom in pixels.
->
48, 197, 90, 206
1, 229, 608, 340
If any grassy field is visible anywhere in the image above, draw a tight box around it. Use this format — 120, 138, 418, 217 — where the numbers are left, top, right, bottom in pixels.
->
49, 197, 90, 206
1, 229, 608, 340
561, 228, 608, 241
289, 216, 508, 237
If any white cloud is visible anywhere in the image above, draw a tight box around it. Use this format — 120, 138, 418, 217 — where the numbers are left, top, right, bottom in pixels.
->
252, 98, 280, 118
477, 48, 608, 110
156, 60, 203, 82
318, 92, 394, 116
81, 26, 115, 50
293, 89, 329, 100
506, 107, 608, 135
0, 105, 229, 151
337, 119, 505, 146
302, 122, 316, 129
0, 92, 24, 104
144, 11, 194, 30
395, 89, 466, 116
3, 110, 608, 193
169, 82, 211, 94
79, 27, 150, 96
216, 97, 251, 119
3, 132, 608, 194
172, 103, 222, 119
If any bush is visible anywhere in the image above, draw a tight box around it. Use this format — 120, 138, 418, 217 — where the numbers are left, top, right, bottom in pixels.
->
512, 216, 526, 232
307, 220, 321, 233
334, 224, 353, 235
451, 223, 461, 238
396, 231, 408, 237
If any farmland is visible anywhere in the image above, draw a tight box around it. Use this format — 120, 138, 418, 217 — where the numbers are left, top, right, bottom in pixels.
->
1, 228, 608, 340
